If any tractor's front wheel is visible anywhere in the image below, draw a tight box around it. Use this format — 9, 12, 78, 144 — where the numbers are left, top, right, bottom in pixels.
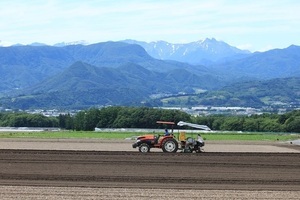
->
162, 138, 178, 153
139, 143, 150, 153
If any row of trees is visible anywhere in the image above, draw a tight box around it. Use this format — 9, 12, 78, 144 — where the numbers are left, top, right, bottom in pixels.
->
1, 107, 300, 133
0, 112, 58, 127
70, 107, 191, 131
60, 107, 300, 133
192, 111, 300, 133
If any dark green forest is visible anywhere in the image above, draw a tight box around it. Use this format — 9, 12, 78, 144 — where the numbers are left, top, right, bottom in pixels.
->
1, 107, 300, 133
0, 112, 58, 127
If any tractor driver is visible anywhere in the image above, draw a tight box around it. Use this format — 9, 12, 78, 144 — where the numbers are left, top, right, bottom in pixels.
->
164, 128, 170, 136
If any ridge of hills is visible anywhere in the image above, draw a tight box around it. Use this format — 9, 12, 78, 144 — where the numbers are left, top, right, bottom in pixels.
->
210, 45, 300, 79
0, 41, 221, 93
0, 40, 300, 109
2, 61, 219, 109
160, 77, 300, 108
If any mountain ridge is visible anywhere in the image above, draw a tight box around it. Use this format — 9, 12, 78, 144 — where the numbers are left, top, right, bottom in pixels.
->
0, 40, 300, 109
210, 44, 300, 79
2, 61, 219, 109
122, 38, 251, 65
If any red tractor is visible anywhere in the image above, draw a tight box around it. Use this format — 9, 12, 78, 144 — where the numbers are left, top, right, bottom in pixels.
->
132, 121, 211, 153
132, 121, 178, 153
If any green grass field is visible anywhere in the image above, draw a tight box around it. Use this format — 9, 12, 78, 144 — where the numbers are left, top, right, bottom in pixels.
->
0, 131, 299, 142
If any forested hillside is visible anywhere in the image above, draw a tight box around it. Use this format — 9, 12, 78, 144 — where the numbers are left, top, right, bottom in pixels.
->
0, 61, 221, 109
152, 77, 300, 108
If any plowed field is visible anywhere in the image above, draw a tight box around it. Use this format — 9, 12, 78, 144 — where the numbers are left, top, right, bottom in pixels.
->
0, 148, 300, 199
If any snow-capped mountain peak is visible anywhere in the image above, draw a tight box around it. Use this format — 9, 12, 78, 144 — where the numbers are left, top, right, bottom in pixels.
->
122, 38, 250, 65
53, 40, 89, 47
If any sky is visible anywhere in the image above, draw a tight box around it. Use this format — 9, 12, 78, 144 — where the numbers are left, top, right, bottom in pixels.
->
0, 0, 299, 52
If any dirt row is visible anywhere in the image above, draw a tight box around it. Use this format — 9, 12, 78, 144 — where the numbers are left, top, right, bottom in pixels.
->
0, 138, 299, 152
0, 150, 299, 191
1, 186, 300, 200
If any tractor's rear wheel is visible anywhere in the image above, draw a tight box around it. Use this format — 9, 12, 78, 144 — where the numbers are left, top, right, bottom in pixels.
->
162, 138, 178, 153
139, 143, 150, 153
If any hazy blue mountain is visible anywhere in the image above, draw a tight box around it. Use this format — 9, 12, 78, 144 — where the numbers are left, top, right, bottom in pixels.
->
0, 45, 75, 92
123, 38, 251, 65
64, 42, 154, 68
1, 61, 220, 109
210, 45, 300, 79
0, 41, 213, 94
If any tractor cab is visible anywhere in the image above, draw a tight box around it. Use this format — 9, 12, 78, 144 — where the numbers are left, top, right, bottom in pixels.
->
132, 121, 178, 153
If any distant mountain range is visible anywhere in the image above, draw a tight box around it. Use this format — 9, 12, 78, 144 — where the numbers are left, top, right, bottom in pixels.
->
0, 38, 299, 109
123, 38, 251, 65
1, 61, 220, 109
0, 42, 220, 93
210, 45, 300, 79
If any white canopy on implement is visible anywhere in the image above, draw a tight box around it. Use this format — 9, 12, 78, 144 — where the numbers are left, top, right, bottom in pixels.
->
177, 121, 211, 131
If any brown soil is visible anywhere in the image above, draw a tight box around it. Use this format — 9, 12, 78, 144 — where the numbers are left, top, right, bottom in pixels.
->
1, 149, 300, 190
0, 149, 300, 199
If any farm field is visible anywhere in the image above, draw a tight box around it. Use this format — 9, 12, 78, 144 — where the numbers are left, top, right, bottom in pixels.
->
0, 148, 300, 199
0, 138, 300, 199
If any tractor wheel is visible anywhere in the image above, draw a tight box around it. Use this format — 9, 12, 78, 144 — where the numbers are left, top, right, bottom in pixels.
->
184, 148, 192, 153
162, 138, 178, 153
139, 143, 150, 153
195, 147, 204, 153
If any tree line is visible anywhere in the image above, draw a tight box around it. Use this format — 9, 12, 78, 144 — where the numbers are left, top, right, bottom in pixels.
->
1, 107, 300, 133
0, 112, 58, 127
